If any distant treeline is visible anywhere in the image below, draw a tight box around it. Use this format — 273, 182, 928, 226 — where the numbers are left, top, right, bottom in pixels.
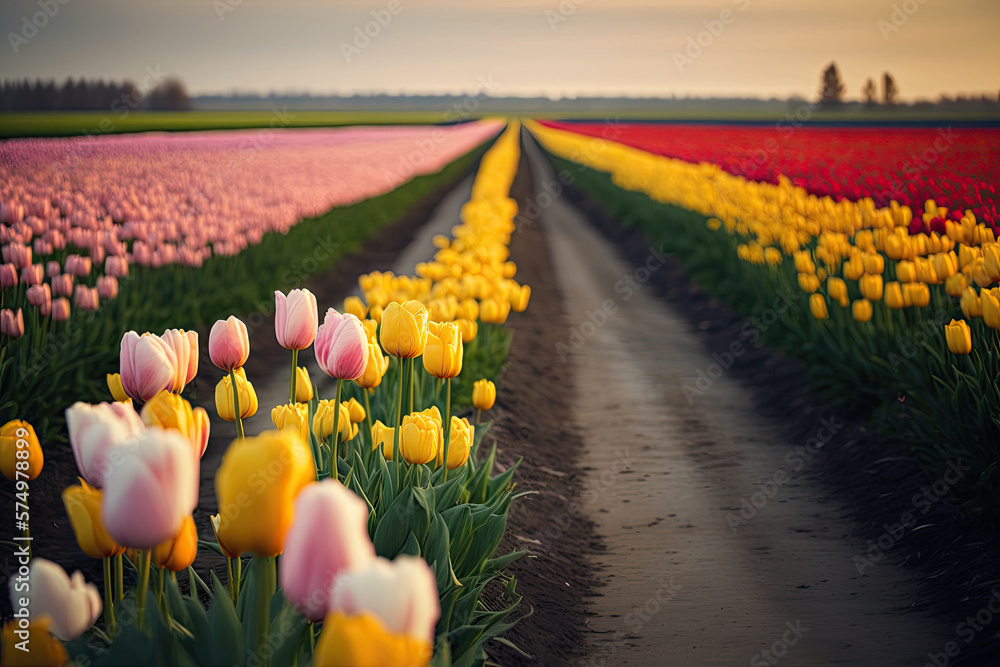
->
0, 78, 191, 112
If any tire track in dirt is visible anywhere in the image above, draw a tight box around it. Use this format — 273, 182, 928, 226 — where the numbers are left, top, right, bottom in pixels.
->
522, 132, 949, 666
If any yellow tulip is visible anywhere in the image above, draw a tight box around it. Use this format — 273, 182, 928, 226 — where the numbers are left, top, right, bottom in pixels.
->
215, 368, 258, 422
423, 321, 463, 379
357, 342, 390, 390
931, 253, 957, 281
106, 373, 129, 402
852, 299, 873, 323
827, 277, 848, 308
861, 253, 884, 274
272, 403, 311, 444
314, 612, 432, 667
961, 287, 984, 318
346, 397, 366, 424
479, 298, 510, 324
379, 301, 428, 358
455, 318, 478, 343
439, 417, 473, 470
0, 420, 43, 482
895, 260, 917, 283
343, 296, 368, 321
884, 281, 905, 309
62, 479, 125, 559
859, 274, 884, 302
214, 429, 315, 557
295, 366, 314, 402
211, 514, 241, 558
809, 294, 828, 320
142, 390, 210, 458
472, 379, 496, 411
460, 298, 479, 322
944, 319, 972, 354
797, 273, 820, 294
371, 420, 395, 460
793, 251, 815, 273
1, 618, 68, 667
983, 244, 1000, 281
509, 285, 531, 313
400, 412, 440, 465
313, 400, 355, 443
982, 290, 1000, 329
154, 515, 198, 572
902, 282, 930, 308
369, 304, 384, 324
945, 274, 968, 298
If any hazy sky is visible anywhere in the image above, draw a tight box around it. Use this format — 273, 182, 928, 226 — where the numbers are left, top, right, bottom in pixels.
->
1, 0, 997, 100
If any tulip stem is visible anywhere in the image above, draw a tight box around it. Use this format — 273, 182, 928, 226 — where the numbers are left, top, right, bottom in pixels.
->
235, 556, 242, 602
330, 378, 343, 482
392, 357, 404, 487
362, 389, 373, 465
103, 557, 116, 636
226, 557, 235, 603
289, 349, 299, 404
230, 369, 245, 439
442, 378, 452, 482
252, 556, 276, 667
115, 554, 123, 602
408, 357, 415, 414
136, 549, 150, 631
476, 408, 482, 425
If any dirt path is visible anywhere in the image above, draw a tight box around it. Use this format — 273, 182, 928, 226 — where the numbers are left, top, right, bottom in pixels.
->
521, 135, 949, 665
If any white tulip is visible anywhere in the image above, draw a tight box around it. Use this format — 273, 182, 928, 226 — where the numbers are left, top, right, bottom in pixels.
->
9, 558, 101, 641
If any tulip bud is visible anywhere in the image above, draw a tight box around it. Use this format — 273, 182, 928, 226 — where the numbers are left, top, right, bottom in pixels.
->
439, 416, 473, 470
859, 274, 883, 302
379, 301, 429, 358
982, 290, 1000, 329
66, 401, 144, 487
209, 316, 249, 371
62, 480, 125, 559
315, 309, 369, 380
343, 295, 368, 321
883, 281, 905, 310
313, 400, 355, 443
153, 515, 198, 572
0, 263, 16, 288
102, 428, 198, 549
945, 274, 968, 298
51, 297, 71, 321
214, 429, 316, 557
211, 514, 242, 558
280, 480, 376, 621
479, 298, 510, 324
945, 319, 972, 354
295, 366, 314, 401
901, 282, 930, 308
895, 260, 917, 283
0, 419, 43, 481
851, 299, 873, 323
119, 331, 178, 402
11, 559, 101, 641
455, 318, 478, 343
423, 321, 463, 379
0, 308, 23, 338
371, 420, 394, 460
272, 402, 311, 444
809, 294, 828, 320
399, 412, 440, 465
275, 289, 318, 351
510, 284, 531, 313
826, 278, 848, 308
215, 368, 258, 421
142, 390, 210, 458
961, 287, 984, 319
106, 373, 129, 403
472, 379, 496, 411
161, 328, 199, 394
346, 397, 366, 424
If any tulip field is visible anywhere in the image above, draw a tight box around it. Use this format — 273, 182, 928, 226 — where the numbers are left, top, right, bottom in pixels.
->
531, 119, 1000, 512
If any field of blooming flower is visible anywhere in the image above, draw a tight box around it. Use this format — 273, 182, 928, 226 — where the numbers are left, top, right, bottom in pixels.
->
530, 119, 1000, 512
1, 122, 531, 666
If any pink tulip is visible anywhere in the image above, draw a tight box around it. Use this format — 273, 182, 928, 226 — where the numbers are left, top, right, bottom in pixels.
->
102, 428, 198, 548
66, 400, 145, 487
74, 285, 100, 311
27, 283, 51, 317
120, 331, 178, 401
20, 263, 42, 286
51, 297, 70, 321
65, 254, 93, 277
46, 260, 61, 277
275, 289, 318, 350
97, 275, 118, 300
0, 263, 16, 288
161, 328, 199, 393
279, 480, 376, 621
105, 255, 129, 277
329, 555, 440, 643
209, 315, 249, 371
1, 243, 31, 269
0, 309, 23, 338
315, 309, 368, 380
12, 559, 101, 641
52, 273, 74, 297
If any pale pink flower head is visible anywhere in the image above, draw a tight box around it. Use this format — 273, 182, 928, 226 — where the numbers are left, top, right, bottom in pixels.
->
21, 263, 42, 286
0, 308, 23, 338
119, 331, 178, 401
52, 273, 74, 297
105, 255, 129, 278
279, 480, 376, 621
46, 260, 61, 277
27, 283, 51, 317
0, 263, 16, 288
161, 328, 199, 393
97, 275, 118, 300
11, 559, 101, 641
102, 427, 199, 549
1, 243, 31, 269
209, 316, 249, 371
74, 285, 99, 311
275, 289, 318, 350
314, 309, 368, 380
65, 400, 145, 487
51, 297, 71, 321
329, 555, 440, 643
